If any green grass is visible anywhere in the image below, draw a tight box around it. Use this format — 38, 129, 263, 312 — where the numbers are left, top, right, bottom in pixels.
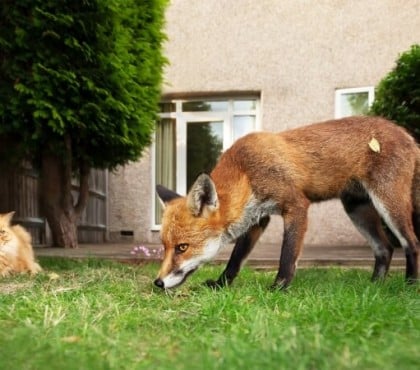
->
0, 258, 419, 370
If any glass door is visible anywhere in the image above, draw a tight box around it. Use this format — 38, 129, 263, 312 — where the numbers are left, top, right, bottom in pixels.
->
177, 117, 226, 195
186, 120, 223, 190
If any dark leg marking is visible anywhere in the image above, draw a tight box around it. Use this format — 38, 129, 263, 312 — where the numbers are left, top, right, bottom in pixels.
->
413, 212, 420, 241
206, 216, 270, 289
367, 189, 419, 282
341, 189, 394, 281
272, 223, 302, 290
272, 200, 309, 290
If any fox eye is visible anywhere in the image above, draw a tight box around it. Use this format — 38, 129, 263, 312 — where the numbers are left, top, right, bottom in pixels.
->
175, 243, 189, 254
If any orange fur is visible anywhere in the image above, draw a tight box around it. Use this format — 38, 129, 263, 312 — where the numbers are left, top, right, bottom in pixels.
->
0, 212, 42, 277
156, 116, 420, 290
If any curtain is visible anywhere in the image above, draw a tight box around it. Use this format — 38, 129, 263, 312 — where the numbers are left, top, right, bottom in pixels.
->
155, 118, 176, 224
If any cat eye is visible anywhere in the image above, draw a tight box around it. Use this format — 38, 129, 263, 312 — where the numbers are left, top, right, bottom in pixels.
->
0, 229, 5, 235
175, 243, 189, 254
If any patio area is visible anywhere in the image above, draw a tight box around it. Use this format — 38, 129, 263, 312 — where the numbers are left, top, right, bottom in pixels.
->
34, 243, 406, 270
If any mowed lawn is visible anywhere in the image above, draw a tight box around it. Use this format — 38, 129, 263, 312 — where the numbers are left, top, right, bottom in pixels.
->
0, 257, 419, 370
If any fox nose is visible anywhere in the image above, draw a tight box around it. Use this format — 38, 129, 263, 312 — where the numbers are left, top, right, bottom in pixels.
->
154, 278, 164, 289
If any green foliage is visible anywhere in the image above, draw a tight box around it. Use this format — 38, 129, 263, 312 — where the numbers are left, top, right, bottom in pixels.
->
187, 122, 223, 189
0, 0, 168, 170
0, 260, 419, 369
348, 92, 370, 115
370, 44, 420, 142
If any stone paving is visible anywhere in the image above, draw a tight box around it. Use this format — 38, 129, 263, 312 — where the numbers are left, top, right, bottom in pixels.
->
34, 242, 406, 270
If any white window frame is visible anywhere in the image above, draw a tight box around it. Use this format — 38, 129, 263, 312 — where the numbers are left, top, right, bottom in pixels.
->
151, 97, 261, 229
334, 86, 375, 118
176, 114, 229, 196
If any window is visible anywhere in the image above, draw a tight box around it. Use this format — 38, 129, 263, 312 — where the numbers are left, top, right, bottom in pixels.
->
152, 97, 260, 227
334, 87, 375, 118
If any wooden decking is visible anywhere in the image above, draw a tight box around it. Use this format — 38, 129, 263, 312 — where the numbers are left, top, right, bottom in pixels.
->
34, 242, 406, 270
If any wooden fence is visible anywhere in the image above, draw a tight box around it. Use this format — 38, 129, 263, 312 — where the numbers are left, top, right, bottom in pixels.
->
75, 169, 107, 243
0, 166, 107, 245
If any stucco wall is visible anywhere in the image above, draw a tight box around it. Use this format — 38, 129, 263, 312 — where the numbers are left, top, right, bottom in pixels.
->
108, 150, 153, 243
108, 0, 420, 246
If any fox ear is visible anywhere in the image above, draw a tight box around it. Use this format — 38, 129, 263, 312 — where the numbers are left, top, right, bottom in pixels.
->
156, 185, 181, 208
187, 173, 219, 217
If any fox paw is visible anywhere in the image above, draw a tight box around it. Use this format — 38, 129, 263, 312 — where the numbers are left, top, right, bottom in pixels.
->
204, 279, 228, 290
270, 279, 291, 292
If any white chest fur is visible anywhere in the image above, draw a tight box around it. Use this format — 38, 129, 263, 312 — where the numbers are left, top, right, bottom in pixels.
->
223, 197, 279, 242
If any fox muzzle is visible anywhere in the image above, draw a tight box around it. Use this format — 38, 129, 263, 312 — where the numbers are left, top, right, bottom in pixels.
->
153, 277, 165, 288
153, 267, 198, 289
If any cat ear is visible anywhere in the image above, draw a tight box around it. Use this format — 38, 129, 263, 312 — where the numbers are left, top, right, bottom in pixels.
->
3, 211, 15, 224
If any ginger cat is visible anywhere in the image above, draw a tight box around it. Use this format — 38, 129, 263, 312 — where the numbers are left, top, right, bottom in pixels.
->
0, 212, 42, 277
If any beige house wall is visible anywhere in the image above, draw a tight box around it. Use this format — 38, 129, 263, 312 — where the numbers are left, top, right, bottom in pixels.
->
108, 0, 420, 246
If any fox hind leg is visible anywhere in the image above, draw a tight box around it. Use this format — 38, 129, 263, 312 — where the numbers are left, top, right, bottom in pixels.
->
414, 212, 420, 241
367, 188, 419, 282
206, 216, 270, 289
341, 189, 393, 280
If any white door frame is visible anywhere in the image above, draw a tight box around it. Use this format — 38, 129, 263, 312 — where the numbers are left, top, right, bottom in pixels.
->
177, 113, 228, 195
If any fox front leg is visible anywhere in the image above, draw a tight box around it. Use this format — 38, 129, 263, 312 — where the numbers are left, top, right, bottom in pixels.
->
206, 216, 270, 289
272, 201, 309, 290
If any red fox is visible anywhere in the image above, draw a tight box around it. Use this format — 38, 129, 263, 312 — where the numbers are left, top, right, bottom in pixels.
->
155, 116, 420, 290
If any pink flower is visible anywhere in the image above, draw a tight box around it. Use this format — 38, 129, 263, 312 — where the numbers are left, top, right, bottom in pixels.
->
130, 245, 163, 258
